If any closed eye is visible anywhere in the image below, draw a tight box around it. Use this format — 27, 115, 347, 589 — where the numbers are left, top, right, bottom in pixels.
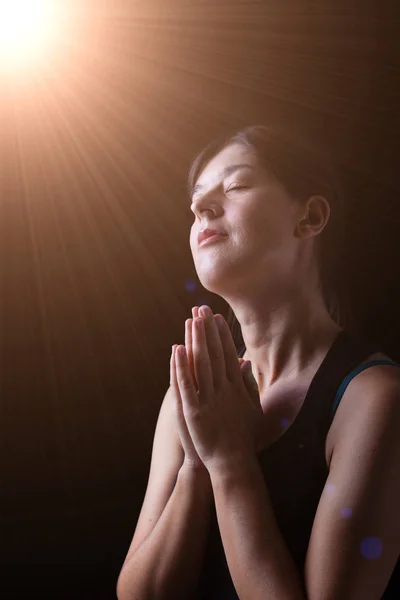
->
226, 185, 249, 192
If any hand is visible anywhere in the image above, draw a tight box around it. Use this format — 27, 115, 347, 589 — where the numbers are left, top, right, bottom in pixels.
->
171, 307, 250, 472
170, 344, 206, 472
185, 306, 247, 391
172, 306, 264, 474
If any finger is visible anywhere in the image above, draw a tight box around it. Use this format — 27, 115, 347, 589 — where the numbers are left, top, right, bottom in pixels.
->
171, 345, 196, 448
170, 344, 177, 387
197, 306, 225, 388
185, 318, 198, 391
175, 345, 200, 410
214, 313, 242, 384
192, 306, 199, 319
171, 345, 183, 399
170, 345, 183, 409
192, 317, 214, 399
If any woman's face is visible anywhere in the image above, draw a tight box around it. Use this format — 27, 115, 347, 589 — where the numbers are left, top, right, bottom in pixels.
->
189, 143, 304, 296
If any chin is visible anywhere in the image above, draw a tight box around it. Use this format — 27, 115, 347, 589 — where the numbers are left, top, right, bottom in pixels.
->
196, 263, 240, 296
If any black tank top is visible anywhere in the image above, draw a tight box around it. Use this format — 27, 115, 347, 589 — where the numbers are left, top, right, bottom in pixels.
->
196, 329, 400, 599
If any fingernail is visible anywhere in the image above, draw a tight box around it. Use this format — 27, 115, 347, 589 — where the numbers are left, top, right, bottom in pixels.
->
199, 305, 212, 317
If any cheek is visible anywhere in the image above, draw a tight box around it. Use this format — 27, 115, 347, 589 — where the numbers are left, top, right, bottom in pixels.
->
241, 204, 277, 237
241, 206, 292, 255
246, 185, 294, 229
189, 226, 197, 251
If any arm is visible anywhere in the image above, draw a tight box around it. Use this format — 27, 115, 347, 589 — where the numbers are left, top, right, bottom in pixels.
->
118, 462, 213, 600
116, 387, 214, 600
209, 365, 400, 600
210, 457, 305, 600
304, 365, 400, 599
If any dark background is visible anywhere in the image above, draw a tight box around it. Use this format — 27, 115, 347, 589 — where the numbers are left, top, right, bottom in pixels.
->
1, 1, 399, 598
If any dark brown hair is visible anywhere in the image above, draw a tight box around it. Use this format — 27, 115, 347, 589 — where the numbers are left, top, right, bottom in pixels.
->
188, 125, 353, 351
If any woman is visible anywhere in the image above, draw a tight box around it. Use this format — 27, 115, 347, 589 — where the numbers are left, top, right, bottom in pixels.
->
117, 126, 400, 600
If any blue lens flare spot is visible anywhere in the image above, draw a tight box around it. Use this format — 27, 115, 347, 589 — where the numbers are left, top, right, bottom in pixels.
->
341, 507, 353, 519
280, 417, 291, 429
184, 279, 197, 292
326, 483, 336, 495
360, 537, 383, 560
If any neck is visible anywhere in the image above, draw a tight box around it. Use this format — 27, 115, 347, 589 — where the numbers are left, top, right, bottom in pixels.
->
227, 285, 342, 394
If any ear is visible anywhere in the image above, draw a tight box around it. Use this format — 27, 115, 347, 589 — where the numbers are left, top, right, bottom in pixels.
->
295, 195, 331, 239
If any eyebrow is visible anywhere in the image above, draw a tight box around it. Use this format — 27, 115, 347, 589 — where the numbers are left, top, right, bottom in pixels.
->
191, 163, 254, 197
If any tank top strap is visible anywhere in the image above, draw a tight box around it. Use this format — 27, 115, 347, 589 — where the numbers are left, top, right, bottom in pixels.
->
237, 344, 246, 359
298, 330, 377, 447
330, 358, 400, 419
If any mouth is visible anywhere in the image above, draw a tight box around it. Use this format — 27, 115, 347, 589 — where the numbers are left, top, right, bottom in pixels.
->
198, 233, 228, 247
197, 227, 228, 246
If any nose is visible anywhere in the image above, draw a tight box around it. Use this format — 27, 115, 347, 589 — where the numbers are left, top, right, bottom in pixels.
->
190, 187, 222, 219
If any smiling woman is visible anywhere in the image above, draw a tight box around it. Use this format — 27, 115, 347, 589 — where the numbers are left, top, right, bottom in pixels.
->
117, 125, 400, 600
188, 125, 351, 341
187, 126, 400, 600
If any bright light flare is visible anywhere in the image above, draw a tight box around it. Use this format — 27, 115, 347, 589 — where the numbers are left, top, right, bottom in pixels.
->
0, 0, 60, 71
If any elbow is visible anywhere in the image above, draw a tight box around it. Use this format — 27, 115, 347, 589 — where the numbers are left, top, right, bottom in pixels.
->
116, 571, 153, 600
116, 573, 138, 600
116, 574, 128, 600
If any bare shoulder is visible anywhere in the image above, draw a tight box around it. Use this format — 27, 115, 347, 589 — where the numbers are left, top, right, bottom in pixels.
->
325, 351, 400, 467
332, 350, 400, 442
306, 352, 400, 599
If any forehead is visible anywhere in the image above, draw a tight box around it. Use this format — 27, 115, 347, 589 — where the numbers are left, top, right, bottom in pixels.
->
194, 143, 259, 188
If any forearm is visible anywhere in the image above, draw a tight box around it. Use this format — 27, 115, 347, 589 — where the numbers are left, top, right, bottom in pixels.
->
117, 463, 213, 600
210, 457, 305, 600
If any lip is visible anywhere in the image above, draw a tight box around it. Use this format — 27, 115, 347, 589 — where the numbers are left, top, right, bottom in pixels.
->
198, 233, 228, 247
197, 228, 227, 246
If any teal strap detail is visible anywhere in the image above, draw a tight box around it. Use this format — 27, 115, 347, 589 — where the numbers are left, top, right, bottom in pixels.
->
331, 359, 400, 418
237, 345, 246, 359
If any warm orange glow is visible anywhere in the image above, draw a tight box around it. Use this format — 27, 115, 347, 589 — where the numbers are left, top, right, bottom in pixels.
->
0, 0, 60, 71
